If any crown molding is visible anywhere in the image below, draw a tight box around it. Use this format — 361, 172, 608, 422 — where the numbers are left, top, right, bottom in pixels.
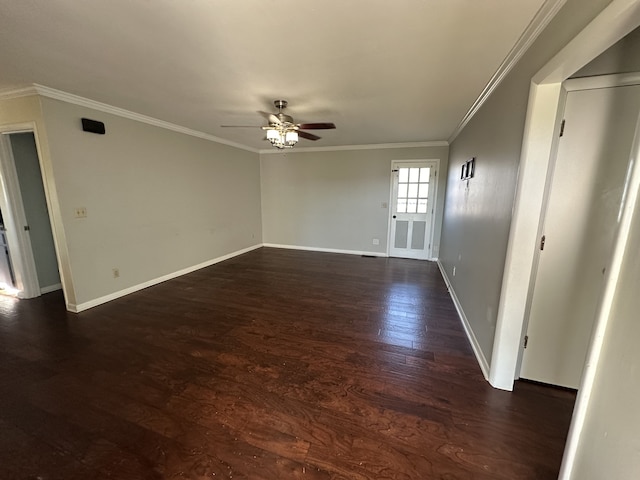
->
0, 85, 447, 155
448, 0, 567, 144
0, 84, 260, 153
0, 85, 39, 100
259, 140, 448, 155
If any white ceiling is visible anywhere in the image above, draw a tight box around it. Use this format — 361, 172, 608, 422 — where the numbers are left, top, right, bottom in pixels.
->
0, 0, 549, 151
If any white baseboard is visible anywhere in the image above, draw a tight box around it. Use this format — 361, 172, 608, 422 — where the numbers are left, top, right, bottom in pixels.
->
40, 283, 62, 294
262, 243, 388, 257
68, 244, 262, 313
437, 260, 490, 381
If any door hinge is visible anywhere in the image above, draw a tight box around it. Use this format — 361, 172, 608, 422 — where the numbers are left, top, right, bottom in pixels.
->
392, 169, 399, 172
559, 119, 566, 137
24, 225, 30, 231
540, 235, 546, 251
524, 335, 529, 349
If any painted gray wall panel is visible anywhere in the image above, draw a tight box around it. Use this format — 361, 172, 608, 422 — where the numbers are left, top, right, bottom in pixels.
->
40, 98, 262, 306
261, 146, 448, 255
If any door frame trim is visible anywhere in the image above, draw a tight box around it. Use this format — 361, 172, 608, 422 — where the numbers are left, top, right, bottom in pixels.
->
516, 73, 640, 379
387, 159, 440, 260
513, 84, 569, 380
491, 0, 640, 392
488, 0, 640, 476
0, 128, 42, 297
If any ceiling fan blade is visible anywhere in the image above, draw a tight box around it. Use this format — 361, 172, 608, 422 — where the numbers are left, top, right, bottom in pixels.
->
259, 111, 282, 125
297, 122, 336, 130
298, 130, 321, 141
221, 125, 263, 128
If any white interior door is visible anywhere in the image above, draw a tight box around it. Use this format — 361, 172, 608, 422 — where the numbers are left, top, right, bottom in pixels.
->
389, 161, 436, 260
520, 82, 640, 389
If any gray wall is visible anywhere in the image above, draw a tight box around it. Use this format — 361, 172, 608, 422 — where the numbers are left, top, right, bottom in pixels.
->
260, 145, 449, 255
439, 0, 613, 365
10, 132, 61, 290
40, 97, 262, 307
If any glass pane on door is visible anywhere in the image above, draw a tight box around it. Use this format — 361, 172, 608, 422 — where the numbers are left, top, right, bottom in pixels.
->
395, 167, 430, 214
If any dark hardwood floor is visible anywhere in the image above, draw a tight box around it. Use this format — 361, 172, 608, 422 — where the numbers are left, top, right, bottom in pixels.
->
0, 247, 575, 479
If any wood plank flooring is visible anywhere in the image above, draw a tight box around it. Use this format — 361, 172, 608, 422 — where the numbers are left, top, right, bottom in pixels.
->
0, 247, 576, 479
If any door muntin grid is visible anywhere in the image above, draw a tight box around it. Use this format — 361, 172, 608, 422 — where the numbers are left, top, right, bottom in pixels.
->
396, 167, 430, 214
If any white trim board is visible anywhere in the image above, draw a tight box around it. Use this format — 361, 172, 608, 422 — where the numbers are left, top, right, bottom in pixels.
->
68, 244, 262, 313
262, 243, 388, 258
72, 243, 389, 313
0, 85, 449, 155
0, 132, 41, 298
0, 84, 260, 154
565, 72, 640, 91
259, 141, 449, 155
40, 283, 62, 294
448, 0, 568, 143
533, 0, 640, 84
0, 86, 37, 101
492, 0, 640, 393
437, 260, 491, 381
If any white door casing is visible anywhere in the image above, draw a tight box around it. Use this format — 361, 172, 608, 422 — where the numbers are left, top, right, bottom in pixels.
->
388, 160, 437, 260
519, 80, 640, 389
0, 132, 40, 297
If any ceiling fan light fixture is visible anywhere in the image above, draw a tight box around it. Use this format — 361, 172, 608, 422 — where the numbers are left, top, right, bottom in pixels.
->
285, 130, 298, 146
266, 129, 280, 143
221, 100, 335, 149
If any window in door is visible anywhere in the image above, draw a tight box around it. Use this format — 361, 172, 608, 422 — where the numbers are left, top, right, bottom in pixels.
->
396, 167, 430, 214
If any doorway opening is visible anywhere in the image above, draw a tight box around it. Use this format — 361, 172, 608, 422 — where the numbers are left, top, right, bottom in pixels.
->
0, 130, 62, 300
519, 76, 640, 389
487, 3, 640, 478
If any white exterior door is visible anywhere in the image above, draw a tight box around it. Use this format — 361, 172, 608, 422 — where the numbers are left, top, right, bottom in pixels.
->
389, 161, 437, 260
520, 82, 640, 389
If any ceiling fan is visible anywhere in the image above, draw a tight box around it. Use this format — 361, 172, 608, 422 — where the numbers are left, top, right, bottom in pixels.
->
222, 100, 336, 149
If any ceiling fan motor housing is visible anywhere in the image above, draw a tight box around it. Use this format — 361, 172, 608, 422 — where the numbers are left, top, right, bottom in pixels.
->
273, 100, 294, 125
276, 114, 293, 125
274, 100, 288, 110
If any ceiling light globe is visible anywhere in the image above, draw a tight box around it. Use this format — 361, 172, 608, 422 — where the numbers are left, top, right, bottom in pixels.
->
285, 131, 298, 145
266, 129, 279, 143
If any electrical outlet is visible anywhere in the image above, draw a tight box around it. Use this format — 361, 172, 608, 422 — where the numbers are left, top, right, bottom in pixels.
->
372, 238, 380, 245
74, 207, 87, 218
381, 202, 388, 209
112, 268, 120, 278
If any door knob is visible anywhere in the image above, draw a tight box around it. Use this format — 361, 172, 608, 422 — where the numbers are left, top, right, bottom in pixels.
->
392, 215, 397, 219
